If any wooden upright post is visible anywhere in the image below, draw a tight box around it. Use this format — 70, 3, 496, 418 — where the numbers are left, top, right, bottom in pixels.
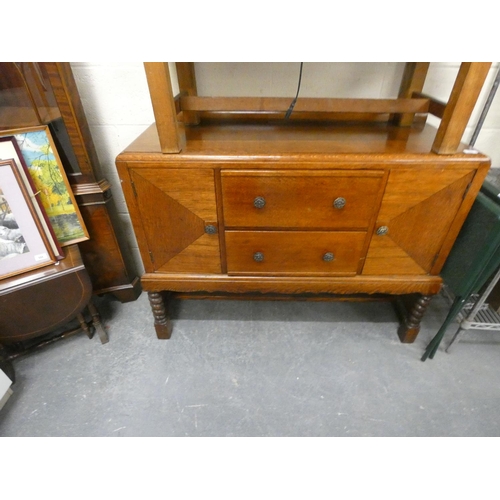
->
176, 62, 200, 125
143, 62, 185, 153
432, 62, 491, 154
393, 62, 430, 127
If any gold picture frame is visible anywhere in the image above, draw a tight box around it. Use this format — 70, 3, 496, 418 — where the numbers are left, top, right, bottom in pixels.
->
0, 125, 89, 246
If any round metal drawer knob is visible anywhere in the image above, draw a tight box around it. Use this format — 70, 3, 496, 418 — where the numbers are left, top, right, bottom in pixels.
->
253, 252, 264, 262
333, 197, 346, 209
253, 196, 266, 209
205, 224, 217, 235
323, 252, 335, 262
376, 226, 389, 236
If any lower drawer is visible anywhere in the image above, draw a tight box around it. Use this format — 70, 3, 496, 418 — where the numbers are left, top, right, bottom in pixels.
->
225, 230, 366, 275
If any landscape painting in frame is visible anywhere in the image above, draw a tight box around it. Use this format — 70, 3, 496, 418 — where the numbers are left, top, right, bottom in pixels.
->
1, 126, 89, 246
0, 160, 57, 281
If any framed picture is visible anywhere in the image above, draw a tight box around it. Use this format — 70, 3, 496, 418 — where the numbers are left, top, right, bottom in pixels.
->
0, 159, 57, 280
0, 125, 89, 246
0, 136, 63, 260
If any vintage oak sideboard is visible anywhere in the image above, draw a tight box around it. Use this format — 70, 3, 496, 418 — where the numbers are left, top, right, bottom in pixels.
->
116, 62, 492, 342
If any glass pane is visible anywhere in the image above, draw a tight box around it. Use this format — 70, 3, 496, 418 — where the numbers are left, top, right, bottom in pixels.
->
0, 62, 43, 129
0, 63, 81, 174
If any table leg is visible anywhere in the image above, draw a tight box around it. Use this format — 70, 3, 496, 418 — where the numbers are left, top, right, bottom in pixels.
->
77, 312, 94, 339
88, 301, 109, 344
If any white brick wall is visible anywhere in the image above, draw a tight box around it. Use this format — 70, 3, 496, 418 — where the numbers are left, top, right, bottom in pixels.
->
70, 62, 500, 274
71, 62, 155, 274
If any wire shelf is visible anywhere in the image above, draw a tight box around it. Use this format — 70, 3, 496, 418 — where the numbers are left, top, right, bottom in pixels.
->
441, 286, 500, 332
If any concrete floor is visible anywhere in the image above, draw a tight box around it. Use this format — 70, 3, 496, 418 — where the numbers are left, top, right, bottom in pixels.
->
1, 291, 499, 437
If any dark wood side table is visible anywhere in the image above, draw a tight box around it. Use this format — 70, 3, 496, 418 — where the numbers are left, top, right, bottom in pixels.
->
0, 245, 108, 381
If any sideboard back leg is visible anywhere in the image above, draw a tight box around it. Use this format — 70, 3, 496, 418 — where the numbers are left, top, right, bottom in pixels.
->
395, 294, 432, 343
148, 292, 173, 339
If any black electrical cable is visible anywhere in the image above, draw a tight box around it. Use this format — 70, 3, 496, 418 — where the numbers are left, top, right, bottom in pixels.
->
284, 62, 304, 120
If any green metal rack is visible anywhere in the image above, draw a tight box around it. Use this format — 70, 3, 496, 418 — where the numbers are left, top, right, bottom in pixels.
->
422, 188, 500, 360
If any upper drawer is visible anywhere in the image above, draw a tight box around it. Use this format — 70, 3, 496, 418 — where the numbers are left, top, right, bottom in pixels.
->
221, 170, 385, 229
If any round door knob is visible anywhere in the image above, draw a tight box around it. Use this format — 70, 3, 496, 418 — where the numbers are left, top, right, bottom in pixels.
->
323, 252, 335, 262
376, 226, 389, 236
253, 252, 264, 262
333, 197, 346, 209
205, 224, 217, 234
253, 196, 266, 209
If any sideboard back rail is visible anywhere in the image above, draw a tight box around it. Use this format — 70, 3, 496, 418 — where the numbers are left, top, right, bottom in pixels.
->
143, 62, 492, 156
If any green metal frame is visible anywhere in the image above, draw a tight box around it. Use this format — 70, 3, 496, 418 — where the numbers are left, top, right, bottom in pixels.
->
422, 189, 500, 360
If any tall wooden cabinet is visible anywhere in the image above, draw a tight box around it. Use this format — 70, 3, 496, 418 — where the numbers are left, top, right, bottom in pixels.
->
0, 62, 141, 302
116, 62, 492, 341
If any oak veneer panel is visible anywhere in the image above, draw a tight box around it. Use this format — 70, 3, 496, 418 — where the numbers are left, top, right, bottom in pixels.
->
376, 167, 476, 221
156, 233, 221, 274
130, 168, 220, 274
225, 230, 366, 275
363, 168, 476, 275
389, 171, 475, 271
131, 170, 204, 267
361, 236, 428, 275
221, 170, 385, 229
132, 168, 217, 220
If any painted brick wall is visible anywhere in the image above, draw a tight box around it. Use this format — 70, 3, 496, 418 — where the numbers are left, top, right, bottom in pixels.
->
70, 62, 500, 274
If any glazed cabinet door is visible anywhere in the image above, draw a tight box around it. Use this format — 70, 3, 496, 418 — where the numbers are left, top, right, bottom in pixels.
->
127, 167, 221, 274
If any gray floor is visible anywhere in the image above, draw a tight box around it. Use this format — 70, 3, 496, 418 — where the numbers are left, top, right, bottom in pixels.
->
1, 291, 499, 437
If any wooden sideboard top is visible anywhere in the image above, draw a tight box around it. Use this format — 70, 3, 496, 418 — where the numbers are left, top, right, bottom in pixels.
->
118, 120, 490, 164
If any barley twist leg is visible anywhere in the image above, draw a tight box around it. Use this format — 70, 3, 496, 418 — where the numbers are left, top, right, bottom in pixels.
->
148, 291, 172, 339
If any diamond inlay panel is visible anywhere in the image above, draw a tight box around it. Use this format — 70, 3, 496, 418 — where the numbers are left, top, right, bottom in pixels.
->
131, 170, 206, 270
389, 171, 475, 272
363, 168, 476, 275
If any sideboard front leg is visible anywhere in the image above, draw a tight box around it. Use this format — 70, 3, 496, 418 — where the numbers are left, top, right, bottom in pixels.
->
148, 291, 173, 339
395, 294, 432, 343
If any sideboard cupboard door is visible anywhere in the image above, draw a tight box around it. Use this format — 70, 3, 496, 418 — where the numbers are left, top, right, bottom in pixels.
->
362, 167, 476, 275
129, 168, 221, 274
